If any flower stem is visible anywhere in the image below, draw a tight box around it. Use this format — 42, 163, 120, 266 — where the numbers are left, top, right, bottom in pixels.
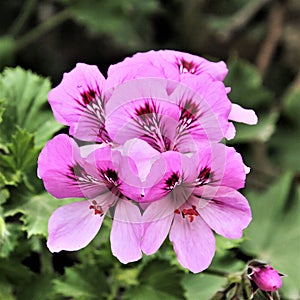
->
204, 268, 230, 277
15, 9, 72, 51
8, 0, 38, 36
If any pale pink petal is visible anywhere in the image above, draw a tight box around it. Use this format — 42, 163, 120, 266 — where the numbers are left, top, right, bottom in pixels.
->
197, 186, 252, 239
229, 103, 258, 125
48, 63, 108, 142
225, 122, 236, 140
37, 134, 85, 198
141, 196, 174, 254
169, 213, 216, 273
47, 200, 105, 252
110, 200, 143, 263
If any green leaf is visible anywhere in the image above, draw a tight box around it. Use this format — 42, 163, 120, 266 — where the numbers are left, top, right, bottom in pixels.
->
241, 172, 300, 298
0, 223, 22, 258
60, 0, 159, 48
124, 259, 185, 300
1, 127, 39, 171
282, 89, 300, 127
5, 193, 74, 238
230, 112, 278, 143
0, 280, 15, 300
225, 58, 273, 110
53, 264, 109, 299
183, 273, 227, 300
270, 126, 300, 172
0, 67, 63, 147
0, 36, 16, 68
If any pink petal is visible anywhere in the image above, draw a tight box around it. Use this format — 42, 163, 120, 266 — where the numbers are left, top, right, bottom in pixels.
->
37, 134, 85, 198
47, 200, 105, 252
229, 103, 258, 125
106, 50, 179, 89
141, 196, 175, 255
169, 212, 216, 273
48, 63, 108, 142
105, 78, 180, 151
225, 122, 236, 140
160, 50, 228, 81
110, 200, 143, 263
197, 186, 252, 239
170, 77, 231, 143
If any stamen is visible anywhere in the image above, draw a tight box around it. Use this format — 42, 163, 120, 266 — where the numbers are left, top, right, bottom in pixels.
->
174, 205, 199, 222
89, 200, 104, 216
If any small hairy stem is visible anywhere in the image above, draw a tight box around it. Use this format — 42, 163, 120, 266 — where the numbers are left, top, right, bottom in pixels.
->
8, 0, 38, 36
15, 9, 72, 51
204, 268, 230, 277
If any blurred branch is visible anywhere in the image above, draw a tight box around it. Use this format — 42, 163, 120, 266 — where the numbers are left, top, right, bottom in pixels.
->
256, 0, 286, 78
8, 0, 38, 36
220, 0, 272, 42
15, 9, 72, 52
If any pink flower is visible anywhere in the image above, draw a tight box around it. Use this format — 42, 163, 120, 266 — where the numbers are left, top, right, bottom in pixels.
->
38, 50, 256, 273
248, 261, 283, 292
105, 77, 232, 151
48, 63, 110, 143
38, 134, 165, 263
141, 142, 251, 273
106, 50, 258, 138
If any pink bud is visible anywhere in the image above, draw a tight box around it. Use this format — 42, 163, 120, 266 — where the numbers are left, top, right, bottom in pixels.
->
250, 265, 282, 292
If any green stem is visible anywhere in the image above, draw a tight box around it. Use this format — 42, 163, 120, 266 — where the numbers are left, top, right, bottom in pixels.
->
204, 268, 230, 277
8, 0, 38, 36
15, 9, 72, 51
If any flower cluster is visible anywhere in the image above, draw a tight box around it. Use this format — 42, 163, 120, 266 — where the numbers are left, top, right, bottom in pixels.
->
38, 50, 257, 273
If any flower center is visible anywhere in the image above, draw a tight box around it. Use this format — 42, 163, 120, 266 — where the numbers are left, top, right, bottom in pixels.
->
133, 100, 171, 152
174, 205, 199, 222
194, 167, 213, 186
99, 168, 121, 196
177, 58, 198, 74
165, 172, 181, 190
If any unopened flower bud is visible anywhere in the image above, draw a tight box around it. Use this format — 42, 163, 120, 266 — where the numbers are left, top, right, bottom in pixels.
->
247, 261, 282, 292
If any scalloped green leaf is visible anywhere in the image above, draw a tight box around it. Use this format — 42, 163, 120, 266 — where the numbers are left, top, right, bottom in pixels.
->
52, 264, 109, 299
225, 58, 273, 109
183, 273, 227, 300
0, 67, 63, 147
124, 259, 184, 300
5, 193, 74, 238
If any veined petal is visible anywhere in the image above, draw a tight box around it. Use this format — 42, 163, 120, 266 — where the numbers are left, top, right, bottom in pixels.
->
159, 50, 228, 81
229, 103, 258, 125
169, 212, 216, 273
170, 78, 230, 144
110, 200, 143, 263
37, 134, 85, 198
105, 78, 180, 152
196, 186, 252, 239
194, 143, 246, 190
141, 196, 174, 255
47, 200, 105, 252
48, 63, 108, 142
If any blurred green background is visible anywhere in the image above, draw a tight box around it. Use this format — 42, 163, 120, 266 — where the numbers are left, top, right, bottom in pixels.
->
0, 0, 299, 299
